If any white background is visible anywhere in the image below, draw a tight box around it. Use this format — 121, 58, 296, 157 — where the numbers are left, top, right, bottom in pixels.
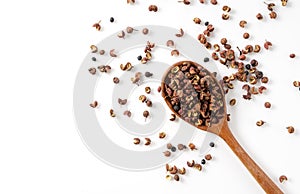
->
1, 0, 300, 193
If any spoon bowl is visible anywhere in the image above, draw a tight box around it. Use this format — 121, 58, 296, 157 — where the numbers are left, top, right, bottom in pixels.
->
161, 61, 283, 194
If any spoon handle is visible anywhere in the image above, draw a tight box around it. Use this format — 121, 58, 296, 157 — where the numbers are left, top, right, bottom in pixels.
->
219, 125, 283, 194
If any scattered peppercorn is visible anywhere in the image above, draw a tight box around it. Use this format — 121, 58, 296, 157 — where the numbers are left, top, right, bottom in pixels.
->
205, 154, 212, 160
137, 55, 142, 60
229, 99, 236, 106
256, 13, 263, 20
163, 151, 171, 157
177, 144, 186, 150
143, 110, 150, 120
209, 142, 215, 147
167, 143, 173, 149
243, 32, 250, 39
279, 175, 288, 183
256, 120, 265, 126
110, 17, 114, 23
239, 20, 247, 28
171, 146, 177, 152
113, 77, 120, 84
201, 159, 206, 165
205, 21, 209, 26
261, 77, 269, 84
286, 126, 295, 134
264, 102, 271, 108
290, 53, 296, 58
174, 174, 180, 181
145, 71, 153, 77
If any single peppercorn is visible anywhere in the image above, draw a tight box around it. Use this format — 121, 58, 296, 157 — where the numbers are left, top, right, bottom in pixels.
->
255, 71, 263, 79
137, 55, 142, 60
171, 146, 177, 152
245, 64, 251, 70
290, 53, 296, 58
92, 57, 96, 61
205, 21, 209, 26
201, 159, 206, 165
110, 17, 114, 23
209, 142, 215, 147
204, 57, 209, 62
173, 105, 180, 112
264, 102, 271, 108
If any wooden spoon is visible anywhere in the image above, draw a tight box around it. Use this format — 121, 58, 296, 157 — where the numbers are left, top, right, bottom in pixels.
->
161, 61, 283, 194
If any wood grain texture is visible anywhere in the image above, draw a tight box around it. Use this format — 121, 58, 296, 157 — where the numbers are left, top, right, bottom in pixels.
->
219, 123, 283, 194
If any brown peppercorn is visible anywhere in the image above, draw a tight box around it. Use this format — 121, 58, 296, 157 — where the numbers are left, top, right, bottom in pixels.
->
157, 86, 162, 93
146, 100, 152, 107
187, 160, 195, 167
279, 175, 288, 183
286, 126, 295, 134
269, 11, 277, 19
163, 151, 171, 157
123, 110, 132, 117
110, 109, 116, 117
178, 167, 186, 175
224, 44, 232, 49
281, 0, 288, 6
88, 67, 97, 75
256, 13, 263, 20
243, 32, 250, 39
239, 20, 247, 28
177, 144, 186, 150
221, 38, 227, 45
189, 143, 197, 150
254, 45, 261, 53
142, 28, 149, 35
264, 102, 271, 108
174, 174, 180, 181
144, 138, 151, 145
222, 5, 231, 12
205, 154, 212, 160
261, 77, 269, 84
210, 0, 217, 5
159, 132, 166, 139
127, 0, 135, 4
199, 0, 205, 3
193, 17, 201, 24
293, 81, 300, 87
239, 54, 246, 60
178, 0, 191, 5
171, 49, 180, 56
133, 138, 140, 145
139, 95, 147, 102
264, 40, 273, 50
258, 86, 267, 94
99, 50, 105, 55
143, 110, 150, 120
90, 101, 98, 108
145, 87, 151, 94
113, 77, 120, 84
170, 114, 176, 121
222, 13, 230, 20
290, 53, 296, 58
229, 99, 236, 106
167, 143, 173, 149
213, 44, 220, 52
256, 120, 265, 126
148, 5, 158, 12
194, 163, 202, 171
